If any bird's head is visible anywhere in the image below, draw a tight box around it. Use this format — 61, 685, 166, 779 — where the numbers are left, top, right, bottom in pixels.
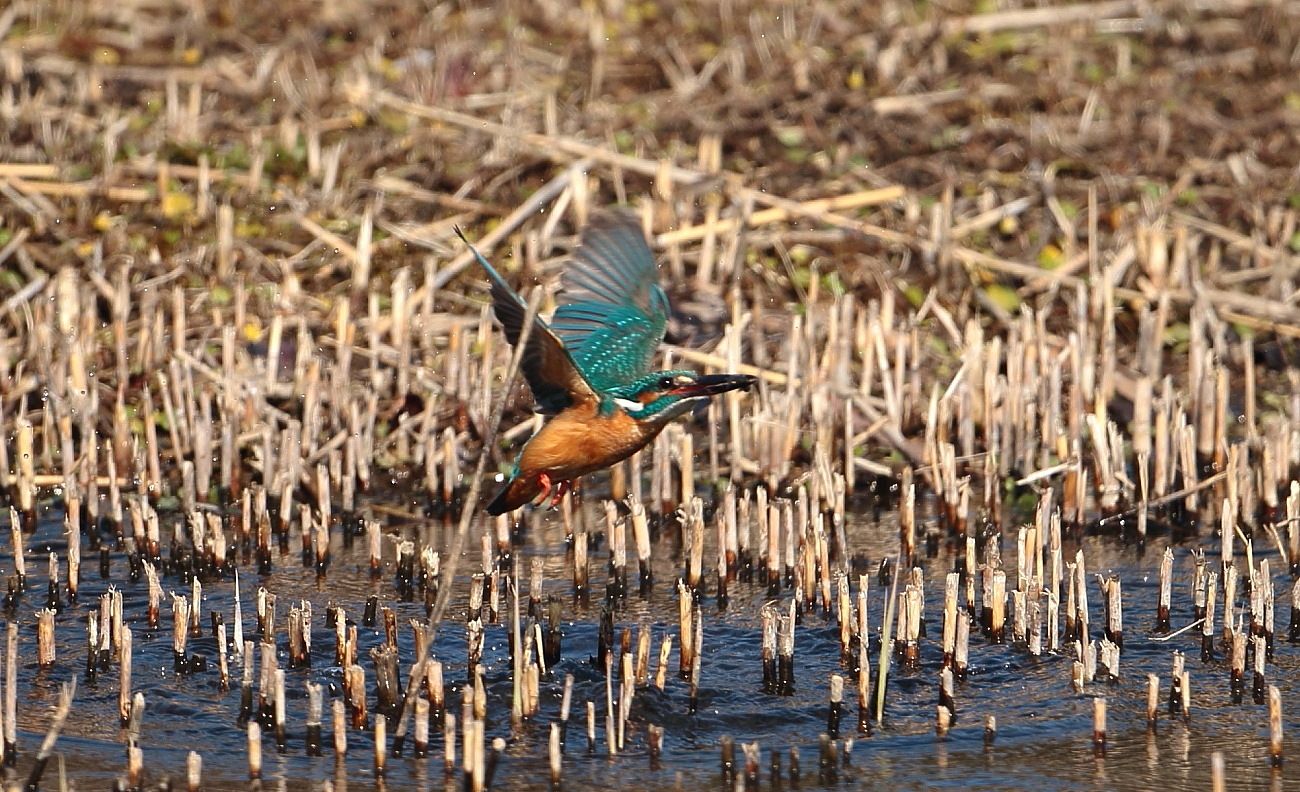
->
606, 370, 757, 423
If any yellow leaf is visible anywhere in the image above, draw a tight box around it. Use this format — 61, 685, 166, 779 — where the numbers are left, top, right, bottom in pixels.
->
161, 192, 195, 219
1037, 243, 1064, 270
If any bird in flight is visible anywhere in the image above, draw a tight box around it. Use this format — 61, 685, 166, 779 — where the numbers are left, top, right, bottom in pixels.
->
457, 211, 756, 515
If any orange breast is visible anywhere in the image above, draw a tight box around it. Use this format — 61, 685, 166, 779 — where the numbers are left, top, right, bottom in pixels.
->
518, 403, 660, 479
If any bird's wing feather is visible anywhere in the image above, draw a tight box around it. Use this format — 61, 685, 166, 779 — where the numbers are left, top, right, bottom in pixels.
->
550, 211, 670, 392
458, 231, 598, 414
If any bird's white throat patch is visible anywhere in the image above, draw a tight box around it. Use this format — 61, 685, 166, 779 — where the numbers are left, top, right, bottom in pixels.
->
614, 397, 645, 413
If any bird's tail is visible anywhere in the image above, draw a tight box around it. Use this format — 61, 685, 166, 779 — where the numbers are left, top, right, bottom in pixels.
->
485, 476, 545, 516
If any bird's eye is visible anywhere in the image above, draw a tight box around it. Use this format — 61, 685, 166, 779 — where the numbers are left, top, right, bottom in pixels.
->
659, 376, 675, 390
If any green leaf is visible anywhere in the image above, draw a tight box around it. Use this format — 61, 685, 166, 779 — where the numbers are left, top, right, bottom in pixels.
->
1164, 322, 1191, 345
211, 285, 233, 306
984, 283, 1021, 312
774, 126, 805, 147
1038, 244, 1065, 269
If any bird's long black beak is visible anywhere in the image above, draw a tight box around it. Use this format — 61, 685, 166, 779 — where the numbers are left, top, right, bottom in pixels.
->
670, 373, 758, 397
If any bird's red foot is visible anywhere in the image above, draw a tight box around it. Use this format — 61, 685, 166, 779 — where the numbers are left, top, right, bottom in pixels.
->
547, 479, 571, 508
529, 472, 554, 508
527, 473, 573, 510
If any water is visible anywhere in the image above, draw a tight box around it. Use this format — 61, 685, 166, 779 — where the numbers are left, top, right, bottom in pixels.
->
0, 493, 1293, 791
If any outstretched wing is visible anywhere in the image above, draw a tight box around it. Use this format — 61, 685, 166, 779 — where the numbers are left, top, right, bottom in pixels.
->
549, 211, 671, 392
457, 229, 598, 414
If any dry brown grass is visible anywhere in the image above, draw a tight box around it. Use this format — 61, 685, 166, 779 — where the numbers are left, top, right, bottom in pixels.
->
2, 0, 1300, 491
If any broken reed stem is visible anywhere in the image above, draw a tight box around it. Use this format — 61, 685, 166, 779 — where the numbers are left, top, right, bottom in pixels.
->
1269, 685, 1283, 768
247, 722, 262, 781
1092, 697, 1106, 757
827, 675, 844, 739
36, 608, 55, 667
306, 682, 323, 757
874, 559, 900, 723
24, 680, 75, 792
548, 722, 561, 788
119, 626, 133, 727
443, 711, 455, 775
186, 751, 202, 792
1157, 548, 1172, 634
1147, 674, 1159, 732
333, 698, 348, 757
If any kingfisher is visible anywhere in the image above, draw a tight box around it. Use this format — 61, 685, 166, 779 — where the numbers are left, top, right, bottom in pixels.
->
456, 211, 757, 515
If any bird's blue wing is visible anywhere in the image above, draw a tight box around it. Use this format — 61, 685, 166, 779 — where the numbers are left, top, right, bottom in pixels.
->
550, 211, 670, 392
457, 229, 598, 414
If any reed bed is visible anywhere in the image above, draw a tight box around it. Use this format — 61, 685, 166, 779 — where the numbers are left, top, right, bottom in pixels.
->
1, 0, 1300, 789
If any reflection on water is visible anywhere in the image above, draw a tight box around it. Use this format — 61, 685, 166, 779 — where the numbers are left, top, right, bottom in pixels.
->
0, 495, 1292, 791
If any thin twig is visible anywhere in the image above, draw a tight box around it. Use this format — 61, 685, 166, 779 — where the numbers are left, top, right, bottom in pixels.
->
1094, 471, 1229, 528
416, 159, 593, 298
24, 679, 76, 792
0, 228, 31, 270
2, 271, 50, 315
1147, 619, 1205, 643
657, 187, 904, 245
424, 247, 544, 652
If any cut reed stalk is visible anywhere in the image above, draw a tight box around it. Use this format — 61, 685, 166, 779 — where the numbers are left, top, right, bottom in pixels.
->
1092, 697, 1107, 756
